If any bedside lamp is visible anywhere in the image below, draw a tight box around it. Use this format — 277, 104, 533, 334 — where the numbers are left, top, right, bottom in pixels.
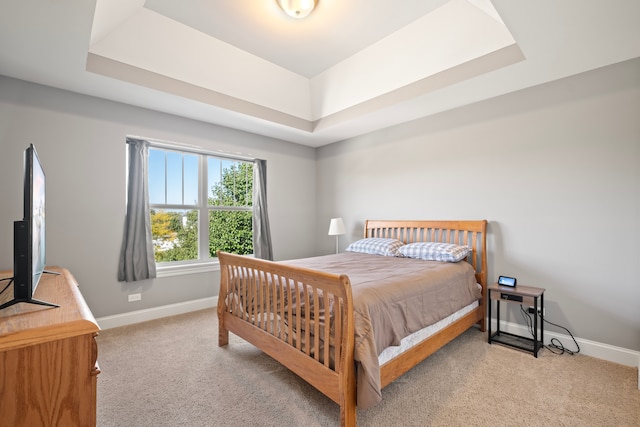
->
328, 217, 345, 254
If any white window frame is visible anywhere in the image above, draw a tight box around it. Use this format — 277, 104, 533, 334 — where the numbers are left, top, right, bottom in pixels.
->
146, 141, 254, 277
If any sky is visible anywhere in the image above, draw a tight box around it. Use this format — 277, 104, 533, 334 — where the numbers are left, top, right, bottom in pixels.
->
148, 148, 234, 206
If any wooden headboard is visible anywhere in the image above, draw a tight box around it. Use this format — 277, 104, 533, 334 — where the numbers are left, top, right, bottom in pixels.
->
364, 219, 488, 288
217, 219, 488, 426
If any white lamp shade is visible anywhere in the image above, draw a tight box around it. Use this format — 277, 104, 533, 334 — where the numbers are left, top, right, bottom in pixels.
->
328, 218, 346, 236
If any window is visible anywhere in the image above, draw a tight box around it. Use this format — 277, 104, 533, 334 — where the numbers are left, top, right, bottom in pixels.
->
148, 146, 254, 267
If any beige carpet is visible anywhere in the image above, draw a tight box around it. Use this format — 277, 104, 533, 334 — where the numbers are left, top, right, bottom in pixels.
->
96, 308, 639, 427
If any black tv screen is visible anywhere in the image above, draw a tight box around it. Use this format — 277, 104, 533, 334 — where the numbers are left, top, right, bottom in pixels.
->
0, 144, 57, 310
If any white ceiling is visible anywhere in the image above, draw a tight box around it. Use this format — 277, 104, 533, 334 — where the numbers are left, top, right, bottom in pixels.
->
1, 0, 639, 147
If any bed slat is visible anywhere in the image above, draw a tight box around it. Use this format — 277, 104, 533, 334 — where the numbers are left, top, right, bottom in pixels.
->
217, 251, 356, 422
218, 219, 487, 427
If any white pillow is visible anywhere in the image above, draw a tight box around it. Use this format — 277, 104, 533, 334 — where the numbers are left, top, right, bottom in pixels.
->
345, 238, 404, 257
398, 242, 470, 262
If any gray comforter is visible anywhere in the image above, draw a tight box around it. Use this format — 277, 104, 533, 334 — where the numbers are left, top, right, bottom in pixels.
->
282, 252, 481, 409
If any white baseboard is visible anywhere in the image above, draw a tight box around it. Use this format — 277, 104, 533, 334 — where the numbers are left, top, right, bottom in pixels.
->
96, 296, 217, 330
97, 302, 639, 389
490, 319, 640, 369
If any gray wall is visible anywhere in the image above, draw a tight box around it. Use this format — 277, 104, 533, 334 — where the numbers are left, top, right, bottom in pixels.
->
1, 57, 638, 352
316, 58, 640, 351
0, 76, 317, 318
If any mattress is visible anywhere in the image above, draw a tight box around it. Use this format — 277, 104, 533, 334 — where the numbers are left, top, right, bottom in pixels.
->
378, 299, 479, 365
282, 252, 482, 408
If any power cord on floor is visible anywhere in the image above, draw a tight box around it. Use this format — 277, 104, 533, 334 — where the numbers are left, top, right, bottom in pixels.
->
519, 305, 580, 355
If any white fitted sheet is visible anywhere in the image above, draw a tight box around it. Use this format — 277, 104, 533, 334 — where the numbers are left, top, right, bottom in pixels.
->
378, 300, 479, 366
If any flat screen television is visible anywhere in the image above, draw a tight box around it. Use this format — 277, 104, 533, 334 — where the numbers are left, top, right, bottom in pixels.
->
0, 144, 57, 311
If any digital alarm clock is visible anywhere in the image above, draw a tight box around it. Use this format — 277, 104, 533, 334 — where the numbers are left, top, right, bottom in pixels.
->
498, 275, 517, 287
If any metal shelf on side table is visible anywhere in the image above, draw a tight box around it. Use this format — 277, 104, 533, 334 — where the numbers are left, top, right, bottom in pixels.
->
487, 283, 545, 357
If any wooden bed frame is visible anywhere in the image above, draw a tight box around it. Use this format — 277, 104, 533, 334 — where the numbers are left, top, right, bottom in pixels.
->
217, 220, 487, 427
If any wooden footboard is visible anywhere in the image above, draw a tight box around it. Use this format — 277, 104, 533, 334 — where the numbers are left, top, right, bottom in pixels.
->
217, 220, 487, 427
217, 251, 357, 426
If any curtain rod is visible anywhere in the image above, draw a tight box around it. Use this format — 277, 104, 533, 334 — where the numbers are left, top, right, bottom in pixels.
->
126, 135, 257, 162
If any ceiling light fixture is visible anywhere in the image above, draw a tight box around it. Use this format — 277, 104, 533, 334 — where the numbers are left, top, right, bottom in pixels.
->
276, 0, 318, 19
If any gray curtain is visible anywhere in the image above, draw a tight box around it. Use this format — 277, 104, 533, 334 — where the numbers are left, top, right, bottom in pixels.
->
252, 159, 273, 260
117, 138, 157, 282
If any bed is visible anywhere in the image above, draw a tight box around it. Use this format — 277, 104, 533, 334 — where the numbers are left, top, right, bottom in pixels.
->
217, 220, 487, 427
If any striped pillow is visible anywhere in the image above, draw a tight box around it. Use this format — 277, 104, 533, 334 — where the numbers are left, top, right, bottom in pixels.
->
345, 238, 404, 257
398, 242, 470, 262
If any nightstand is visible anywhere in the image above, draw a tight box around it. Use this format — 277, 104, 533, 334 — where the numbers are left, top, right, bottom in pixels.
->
487, 283, 545, 357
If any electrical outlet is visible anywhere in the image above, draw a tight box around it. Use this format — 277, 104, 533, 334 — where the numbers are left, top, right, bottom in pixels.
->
128, 293, 141, 302
527, 306, 545, 316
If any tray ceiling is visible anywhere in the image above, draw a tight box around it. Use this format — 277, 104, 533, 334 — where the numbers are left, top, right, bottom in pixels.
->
1, 0, 639, 146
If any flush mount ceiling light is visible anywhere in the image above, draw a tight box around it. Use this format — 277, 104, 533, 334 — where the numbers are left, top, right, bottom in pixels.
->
276, 0, 318, 19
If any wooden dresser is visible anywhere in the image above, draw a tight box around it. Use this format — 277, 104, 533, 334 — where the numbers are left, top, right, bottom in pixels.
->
0, 267, 100, 427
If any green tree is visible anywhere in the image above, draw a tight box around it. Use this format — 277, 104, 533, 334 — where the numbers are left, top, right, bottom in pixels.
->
208, 162, 253, 256
152, 209, 198, 263
209, 161, 253, 207
151, 161, 253, 262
